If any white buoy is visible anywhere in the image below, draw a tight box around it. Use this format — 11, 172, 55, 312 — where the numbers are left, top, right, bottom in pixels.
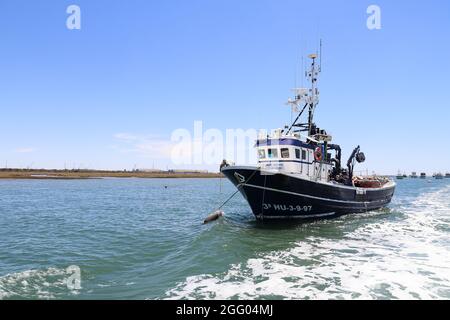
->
203, 210, 224, 224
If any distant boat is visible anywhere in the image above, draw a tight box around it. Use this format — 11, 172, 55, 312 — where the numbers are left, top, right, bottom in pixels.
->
396, 170, 404, 179
410, 172, 418, 178
402, 174, 407, 178
446, 173, 450, 178
420, 172, 426, 178
435, 173, 444, 179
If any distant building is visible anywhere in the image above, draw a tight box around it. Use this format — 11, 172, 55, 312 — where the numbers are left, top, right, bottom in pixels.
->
138, 169, 164, 173
170, 169, 209, 174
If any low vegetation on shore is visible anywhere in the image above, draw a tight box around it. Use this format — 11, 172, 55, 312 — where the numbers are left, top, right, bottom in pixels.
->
0, 169, 222, 180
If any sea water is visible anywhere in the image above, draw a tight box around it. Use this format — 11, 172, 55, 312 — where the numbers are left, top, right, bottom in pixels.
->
0, 178, 449, 299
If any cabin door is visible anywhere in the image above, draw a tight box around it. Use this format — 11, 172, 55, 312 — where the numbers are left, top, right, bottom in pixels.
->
303, 149, 309, 176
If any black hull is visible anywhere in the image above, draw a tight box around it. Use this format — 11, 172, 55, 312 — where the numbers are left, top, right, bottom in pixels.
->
222, 166, 396, 220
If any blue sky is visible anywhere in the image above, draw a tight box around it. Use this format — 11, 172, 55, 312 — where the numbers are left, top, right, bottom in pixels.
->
0, 0, 449, 173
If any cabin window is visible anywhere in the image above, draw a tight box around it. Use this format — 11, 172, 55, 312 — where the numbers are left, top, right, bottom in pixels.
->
268, 148, 278, 158
295, 149, 301, 159
281, 148, 290, 159
258, 149, 266, 159
302, 149, 307, 160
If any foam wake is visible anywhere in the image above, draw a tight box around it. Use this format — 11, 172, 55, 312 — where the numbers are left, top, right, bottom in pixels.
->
0, 267, 77, 300
165, 185, 450, 299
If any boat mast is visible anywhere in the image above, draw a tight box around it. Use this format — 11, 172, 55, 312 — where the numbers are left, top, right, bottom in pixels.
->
307, 53, 319, 136
285, 47, 321, 138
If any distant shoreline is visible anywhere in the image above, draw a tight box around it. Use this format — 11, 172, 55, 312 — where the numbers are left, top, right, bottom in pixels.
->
0, 169, 223, 180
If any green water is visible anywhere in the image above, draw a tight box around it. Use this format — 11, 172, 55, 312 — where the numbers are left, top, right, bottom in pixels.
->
0, 178, 449, 299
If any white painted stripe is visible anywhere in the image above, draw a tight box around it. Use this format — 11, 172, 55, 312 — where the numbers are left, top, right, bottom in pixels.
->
256, 212, 336, 219
285, 173, 397, 191
241, 183, 381, 205
222, 166, 396, 191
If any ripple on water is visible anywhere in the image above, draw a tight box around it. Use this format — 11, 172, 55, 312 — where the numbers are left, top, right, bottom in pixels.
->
0, 267, 78, 300
165, 184, 450, 300
1, 179, 449, 299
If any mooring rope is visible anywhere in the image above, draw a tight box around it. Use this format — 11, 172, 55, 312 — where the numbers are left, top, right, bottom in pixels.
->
208, 167, 260, 214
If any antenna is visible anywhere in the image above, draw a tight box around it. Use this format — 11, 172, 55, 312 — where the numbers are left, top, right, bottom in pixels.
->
301, 55, 304, 87
319, 39, 322, 72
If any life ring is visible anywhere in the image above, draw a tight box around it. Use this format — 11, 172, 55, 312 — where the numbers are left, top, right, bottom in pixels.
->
314, 147, 323, 162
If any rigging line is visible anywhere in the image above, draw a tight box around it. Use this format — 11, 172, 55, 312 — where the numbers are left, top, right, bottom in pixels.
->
286, 103, 308, 134
212, 168, 260, 212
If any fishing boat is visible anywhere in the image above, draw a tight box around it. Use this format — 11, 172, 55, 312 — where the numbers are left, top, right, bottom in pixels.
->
410, 172, 418, 178
396, 171, 404, 180
221, 53, 396, 220
446, 173, 450, 178
420, 172, 426, 179
435, 173, 444, 179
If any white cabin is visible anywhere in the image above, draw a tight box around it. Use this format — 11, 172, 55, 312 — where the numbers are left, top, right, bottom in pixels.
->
255, 130, 332, 182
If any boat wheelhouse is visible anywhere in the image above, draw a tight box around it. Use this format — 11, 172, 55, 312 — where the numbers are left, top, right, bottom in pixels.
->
255, 131, 332, 183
